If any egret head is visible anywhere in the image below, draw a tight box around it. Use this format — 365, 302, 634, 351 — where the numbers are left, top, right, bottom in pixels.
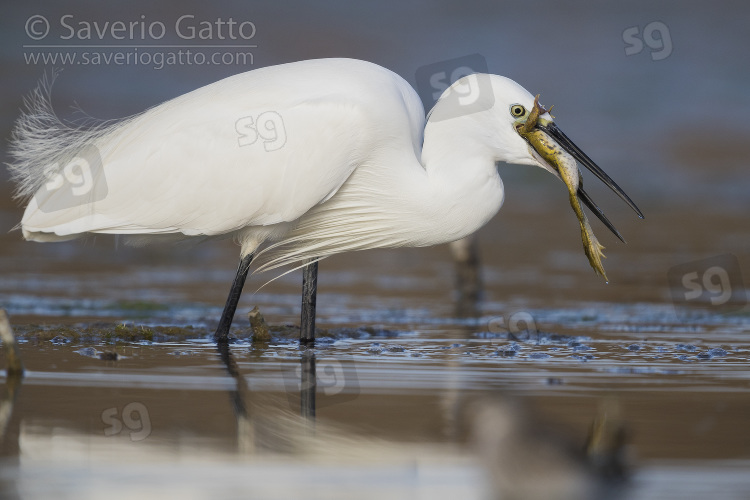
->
499, 75, 643, 278
436, 74, 644, 278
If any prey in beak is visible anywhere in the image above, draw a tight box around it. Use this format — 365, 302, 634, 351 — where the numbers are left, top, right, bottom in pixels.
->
515, 96, 644, 281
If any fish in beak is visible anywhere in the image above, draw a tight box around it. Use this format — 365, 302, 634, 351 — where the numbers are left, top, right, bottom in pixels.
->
515, 96, 644, 281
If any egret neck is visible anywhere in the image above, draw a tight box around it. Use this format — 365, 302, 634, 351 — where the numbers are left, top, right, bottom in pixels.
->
415, 109, 507, 246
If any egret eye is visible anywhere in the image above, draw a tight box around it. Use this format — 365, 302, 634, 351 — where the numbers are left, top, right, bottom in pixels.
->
510, 105, 526, 117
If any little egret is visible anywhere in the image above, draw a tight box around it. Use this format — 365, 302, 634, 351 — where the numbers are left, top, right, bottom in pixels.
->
9, 59, 642, 343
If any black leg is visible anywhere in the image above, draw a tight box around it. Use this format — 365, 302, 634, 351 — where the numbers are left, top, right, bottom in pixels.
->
214, 253, 254, 344
300, 260, 318, 344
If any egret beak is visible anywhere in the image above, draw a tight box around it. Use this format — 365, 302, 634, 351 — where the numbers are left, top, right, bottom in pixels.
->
514, 95, 644, 280
517, 97, 643, 241
537, 120, 645, 223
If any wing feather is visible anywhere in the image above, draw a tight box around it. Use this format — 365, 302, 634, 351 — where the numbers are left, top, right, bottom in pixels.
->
13, 60, 405, 242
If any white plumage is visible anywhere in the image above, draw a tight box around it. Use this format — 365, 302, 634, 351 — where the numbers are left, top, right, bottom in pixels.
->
11, 58, 546, 273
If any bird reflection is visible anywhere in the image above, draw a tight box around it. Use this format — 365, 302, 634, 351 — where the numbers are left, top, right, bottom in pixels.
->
299, 348, 316, 422
215, 341, 318, 454
464, 396, 629, 500
216, 340, 251, 422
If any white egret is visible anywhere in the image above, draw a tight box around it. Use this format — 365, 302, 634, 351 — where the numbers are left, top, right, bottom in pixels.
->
8, 58, 642, 343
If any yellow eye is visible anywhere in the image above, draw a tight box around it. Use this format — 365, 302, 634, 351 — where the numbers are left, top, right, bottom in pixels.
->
510, 105, 526, 117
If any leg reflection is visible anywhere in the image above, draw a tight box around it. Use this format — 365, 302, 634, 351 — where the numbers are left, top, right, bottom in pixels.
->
216, 341, 249, 421
300, 348, 316, 424
215, 337, 318, 453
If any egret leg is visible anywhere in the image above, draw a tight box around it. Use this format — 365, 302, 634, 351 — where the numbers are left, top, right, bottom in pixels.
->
300, 260, 318, 344
214, 253, 254, 344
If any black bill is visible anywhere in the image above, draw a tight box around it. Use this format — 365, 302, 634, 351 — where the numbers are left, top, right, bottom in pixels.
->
538, 121, 645, 225
577, 182, 625, 243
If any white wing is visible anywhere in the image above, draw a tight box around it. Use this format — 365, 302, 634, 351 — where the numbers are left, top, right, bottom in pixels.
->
16, 59, 425, 242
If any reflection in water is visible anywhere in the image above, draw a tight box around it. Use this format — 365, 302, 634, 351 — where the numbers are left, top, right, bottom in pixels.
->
0, 369, 22, 459
467, 396, 629, 500
216, 341, 318, 426
469, 397, 597, 500
0, 374, 22, 500
299, 348, 316, 422
1, 311, 23, 500
449, 234, 482, 318
216, 335, 628, 499
0, 299, 747, 499
216, 341, 250, 422
216, 340, 317, 455
0, 326, 748, 499
585, 398, 629, 482
0, 310, 23, 459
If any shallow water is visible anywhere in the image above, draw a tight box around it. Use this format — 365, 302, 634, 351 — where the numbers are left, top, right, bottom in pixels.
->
3, 307, 750, 499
